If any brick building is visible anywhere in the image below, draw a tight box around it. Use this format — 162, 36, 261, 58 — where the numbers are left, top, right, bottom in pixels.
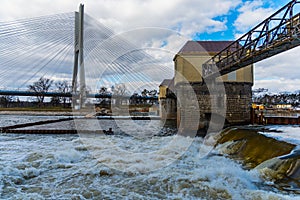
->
160, 41, 253, 131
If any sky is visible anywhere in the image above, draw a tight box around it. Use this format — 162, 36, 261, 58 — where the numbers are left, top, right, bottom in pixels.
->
0, 0, 299, 93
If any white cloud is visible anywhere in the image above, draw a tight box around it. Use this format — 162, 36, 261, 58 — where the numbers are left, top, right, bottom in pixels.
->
253, 46, 300, 92
254, 79, 300, 93
0, 0, 241, 37
234, 0, 275, 33
0, 0, 81, 21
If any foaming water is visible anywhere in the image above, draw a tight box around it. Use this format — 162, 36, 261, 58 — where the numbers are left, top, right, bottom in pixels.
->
215, 126, 300, 195
0, 116, 300, 199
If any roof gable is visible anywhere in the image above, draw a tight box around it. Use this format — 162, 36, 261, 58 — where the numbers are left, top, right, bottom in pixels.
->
178, 40, 234, 54
159, 78, 174, 91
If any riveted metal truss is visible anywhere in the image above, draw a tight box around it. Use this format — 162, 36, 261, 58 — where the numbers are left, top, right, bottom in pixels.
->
203, 0, 300, 79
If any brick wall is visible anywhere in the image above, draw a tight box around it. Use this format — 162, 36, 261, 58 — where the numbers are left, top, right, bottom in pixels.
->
176, 82, 252, 130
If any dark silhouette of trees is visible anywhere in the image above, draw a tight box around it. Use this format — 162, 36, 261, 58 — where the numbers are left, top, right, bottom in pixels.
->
129, 89, 158, 105
140, 89, 158, 104
50, 96, 60, 106
130, 92, 140, 105
55, 80, 71, 107
0, 95, 12, 108
28, 77, 53, 105
253, 90, 300, 107
98, 86, 111, 107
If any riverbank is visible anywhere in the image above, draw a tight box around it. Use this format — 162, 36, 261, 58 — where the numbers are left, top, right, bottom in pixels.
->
0, 110, 76, 116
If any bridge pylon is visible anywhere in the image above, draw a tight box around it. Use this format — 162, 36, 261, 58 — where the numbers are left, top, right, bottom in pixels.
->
72, 4, 86, 109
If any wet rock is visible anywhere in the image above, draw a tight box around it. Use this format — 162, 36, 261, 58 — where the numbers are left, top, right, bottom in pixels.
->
214, 127, 300, 190
99, 169, 113, 176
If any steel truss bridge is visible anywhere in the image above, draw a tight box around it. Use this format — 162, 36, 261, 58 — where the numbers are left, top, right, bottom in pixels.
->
203, 0, 300, 79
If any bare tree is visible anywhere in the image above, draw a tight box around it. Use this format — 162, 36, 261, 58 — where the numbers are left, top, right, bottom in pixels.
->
149, 89, 158, 105
99, 86, 108, 94
55, 80, 71, 107
0, 95, 12, 108
113, 83, 127, 96
130, 92, 140, 105
141, 89, 149, 97
98, 86, 111, 106
112, 83, 127, 105
140, 89, 158, 105
28, 77, 53, 105
140, 89, 148, 104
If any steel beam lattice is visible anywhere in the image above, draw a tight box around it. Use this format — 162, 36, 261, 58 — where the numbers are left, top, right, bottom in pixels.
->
203, 0, 300, 79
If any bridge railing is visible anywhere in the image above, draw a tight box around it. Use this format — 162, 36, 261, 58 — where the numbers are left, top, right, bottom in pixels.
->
203, 0, 300, 79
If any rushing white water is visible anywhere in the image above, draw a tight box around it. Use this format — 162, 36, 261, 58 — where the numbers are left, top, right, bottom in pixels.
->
0, 115, 300, 199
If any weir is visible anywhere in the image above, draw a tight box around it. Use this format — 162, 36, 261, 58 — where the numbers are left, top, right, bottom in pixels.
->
0, 117, 113, 134
215, 127, 300, 190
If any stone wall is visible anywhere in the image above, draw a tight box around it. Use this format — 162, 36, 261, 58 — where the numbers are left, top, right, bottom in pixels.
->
176, 81, 252, 131
159, 98, 177, 120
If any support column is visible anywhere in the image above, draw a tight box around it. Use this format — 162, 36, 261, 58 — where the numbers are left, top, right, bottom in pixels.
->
72, 4, 86, 109
78, 4, 86, 108
72, 10, 79, 108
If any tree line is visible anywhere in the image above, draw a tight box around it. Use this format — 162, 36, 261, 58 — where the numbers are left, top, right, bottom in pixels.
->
0, 77, 71, 108
0, 77, 159, 108
253, 89, 300, 107
97, 85, 158, 106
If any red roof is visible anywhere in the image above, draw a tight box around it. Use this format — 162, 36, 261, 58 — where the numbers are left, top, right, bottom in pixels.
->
178, 41, 234, 54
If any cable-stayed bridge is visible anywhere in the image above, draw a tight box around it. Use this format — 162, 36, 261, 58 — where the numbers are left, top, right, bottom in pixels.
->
0, 4, 167, 106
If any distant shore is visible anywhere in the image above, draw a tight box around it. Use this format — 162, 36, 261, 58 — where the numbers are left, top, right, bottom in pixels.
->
0, 110, 75, 116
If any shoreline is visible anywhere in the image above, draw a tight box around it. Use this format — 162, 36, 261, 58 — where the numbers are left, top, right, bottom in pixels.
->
0, 110, 78, 116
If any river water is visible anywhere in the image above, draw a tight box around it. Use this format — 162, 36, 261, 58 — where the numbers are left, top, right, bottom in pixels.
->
0, 115, 300, 199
